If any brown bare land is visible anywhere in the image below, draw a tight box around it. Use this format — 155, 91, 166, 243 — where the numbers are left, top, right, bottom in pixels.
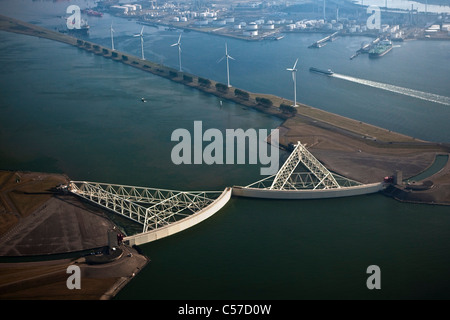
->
0, 170, 149, 300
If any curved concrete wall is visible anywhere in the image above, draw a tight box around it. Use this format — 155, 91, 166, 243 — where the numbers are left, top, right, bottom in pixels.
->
125, 188, 232, 246
231, 183, 385, 199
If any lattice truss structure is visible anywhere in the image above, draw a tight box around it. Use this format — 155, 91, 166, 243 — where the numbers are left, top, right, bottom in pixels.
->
69, 181, 222, 233
246, 141, 360, 190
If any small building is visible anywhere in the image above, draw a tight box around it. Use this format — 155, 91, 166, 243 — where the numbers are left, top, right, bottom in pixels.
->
243, 30, 258, 37
215, 19, 227, 26
123, 4, 136, 11
110, 5, 129, 14
196, 19, 209, 26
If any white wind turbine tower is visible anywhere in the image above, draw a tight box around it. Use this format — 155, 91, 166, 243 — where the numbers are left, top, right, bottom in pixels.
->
134, 26, 145, 60
286, 58, 299, 107
171, 33, 182, 71
218, 43, 235, 88
110, 23, 115, 51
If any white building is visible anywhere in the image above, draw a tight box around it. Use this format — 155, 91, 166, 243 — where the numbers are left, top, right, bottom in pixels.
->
123, 4, 136, 11
243, 30, 258, 37
111, 5, 129, 14
195, 19, 209, 26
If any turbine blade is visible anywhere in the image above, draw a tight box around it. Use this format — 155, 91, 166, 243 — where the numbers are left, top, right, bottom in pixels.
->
140, 26, 144, 35
293, 58, 299, 70
217, 56, 225, 63
228, 55, 235, 60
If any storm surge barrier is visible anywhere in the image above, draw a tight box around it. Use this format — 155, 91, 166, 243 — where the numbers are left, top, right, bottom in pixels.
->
69, 181, 232, 245
232, 141, 386, 199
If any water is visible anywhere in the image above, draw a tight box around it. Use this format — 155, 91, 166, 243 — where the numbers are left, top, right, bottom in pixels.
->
1, 0, 450, 300
1, 0, 450, 142
406, 154, 449, 182
332, 73, 450, 106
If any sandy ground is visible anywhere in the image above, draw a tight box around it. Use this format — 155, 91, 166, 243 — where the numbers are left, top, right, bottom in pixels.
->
0, 171, 149, 299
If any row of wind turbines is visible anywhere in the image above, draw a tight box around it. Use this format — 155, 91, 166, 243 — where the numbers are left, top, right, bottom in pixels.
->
109, 24, 300, 107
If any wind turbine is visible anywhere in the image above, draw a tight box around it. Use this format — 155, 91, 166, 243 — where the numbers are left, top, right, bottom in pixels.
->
171, 33, 182, 71
218, 43, 235, 88
110, 23, 115, 51
134, 26, 145, 60
286, 58, 299, 107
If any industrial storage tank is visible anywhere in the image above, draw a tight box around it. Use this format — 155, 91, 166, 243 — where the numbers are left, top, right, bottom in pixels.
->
247, 22, 258, 30
262, 23, 275, 30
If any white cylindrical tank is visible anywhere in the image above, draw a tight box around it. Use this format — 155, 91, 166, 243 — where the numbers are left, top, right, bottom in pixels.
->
262, 24, 275, 30
247, 22, 258, 30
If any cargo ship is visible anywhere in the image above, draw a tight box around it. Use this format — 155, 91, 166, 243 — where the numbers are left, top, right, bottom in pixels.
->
67, 18, 90, 35
369, 40, 393, 58
309, 67, 334, 76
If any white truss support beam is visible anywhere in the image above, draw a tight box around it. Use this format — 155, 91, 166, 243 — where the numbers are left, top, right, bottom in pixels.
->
270, 141, 340, 190
69, 181, 222, 234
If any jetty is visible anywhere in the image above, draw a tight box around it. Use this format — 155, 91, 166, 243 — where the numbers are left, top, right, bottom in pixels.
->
308, 31, 339, 48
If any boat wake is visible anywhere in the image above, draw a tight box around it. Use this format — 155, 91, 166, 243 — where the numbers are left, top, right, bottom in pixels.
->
332, 73, 450, 106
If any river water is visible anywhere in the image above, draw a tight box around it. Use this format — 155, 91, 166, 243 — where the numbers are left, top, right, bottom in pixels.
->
1, 0, 450, 299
